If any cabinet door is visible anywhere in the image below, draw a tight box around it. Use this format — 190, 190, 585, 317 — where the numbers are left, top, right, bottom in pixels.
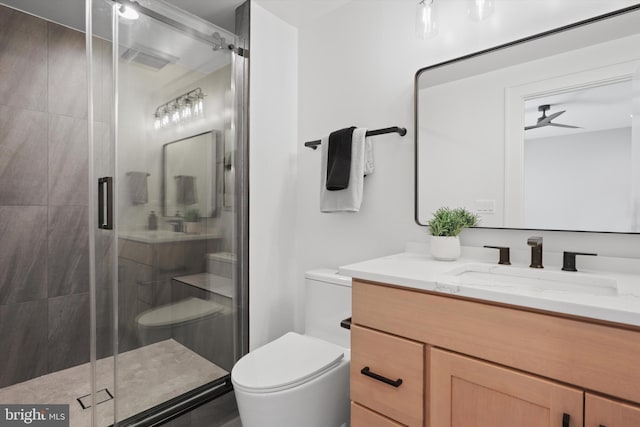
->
429, 348, 583, 427
586, 393, 640, 427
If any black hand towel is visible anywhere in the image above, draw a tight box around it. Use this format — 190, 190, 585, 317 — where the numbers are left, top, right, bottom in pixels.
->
326, 126, 356, 191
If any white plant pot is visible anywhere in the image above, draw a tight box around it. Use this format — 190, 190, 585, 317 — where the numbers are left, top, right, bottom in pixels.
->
430, 236, 461, 261
184, 222, 201, 234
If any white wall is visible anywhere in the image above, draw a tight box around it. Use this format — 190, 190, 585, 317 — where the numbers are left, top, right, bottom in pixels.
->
292, 0, 640, 332
249, 2, 299, 350
524, 128, 632, 232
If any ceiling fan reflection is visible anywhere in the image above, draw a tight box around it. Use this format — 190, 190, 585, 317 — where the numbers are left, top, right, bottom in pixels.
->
524, 104, 581, 131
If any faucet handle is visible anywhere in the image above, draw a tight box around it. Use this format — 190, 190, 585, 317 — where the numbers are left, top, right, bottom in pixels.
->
527, 236, 543, 246
484, 245, 511, 265
562, 251, 597, 272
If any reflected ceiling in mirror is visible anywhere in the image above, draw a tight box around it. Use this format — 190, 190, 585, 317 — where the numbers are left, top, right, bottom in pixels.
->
415, 5, 640, 233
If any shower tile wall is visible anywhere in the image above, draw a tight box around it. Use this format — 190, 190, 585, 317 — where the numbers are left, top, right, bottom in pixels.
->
0, 5, 111, 388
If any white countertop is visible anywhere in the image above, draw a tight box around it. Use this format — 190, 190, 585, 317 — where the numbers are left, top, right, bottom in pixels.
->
339, 244, 640, 327
118, 229, 223, 244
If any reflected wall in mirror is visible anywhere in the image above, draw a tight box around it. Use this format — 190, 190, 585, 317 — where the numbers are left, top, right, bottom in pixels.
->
162, 131, 223, 218
416, 5, 640, 233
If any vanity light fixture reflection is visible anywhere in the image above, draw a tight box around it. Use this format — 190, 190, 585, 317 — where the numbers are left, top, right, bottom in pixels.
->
417, 0, 494, 39
154, 88, 205, 130
468, 0, 494, 22
416, 0, 438, 39
117, 3, 139, 20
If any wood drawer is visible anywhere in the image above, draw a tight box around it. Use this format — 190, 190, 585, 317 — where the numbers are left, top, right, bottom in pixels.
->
351, 402, 404, 427
586, 394, 640, 427
351, 324, 423, 427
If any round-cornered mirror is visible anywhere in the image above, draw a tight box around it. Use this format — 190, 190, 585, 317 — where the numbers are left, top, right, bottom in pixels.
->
415, 5, 640, 233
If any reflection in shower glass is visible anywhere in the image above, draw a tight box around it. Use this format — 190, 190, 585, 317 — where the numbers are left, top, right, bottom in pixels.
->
0, 0, 247, 425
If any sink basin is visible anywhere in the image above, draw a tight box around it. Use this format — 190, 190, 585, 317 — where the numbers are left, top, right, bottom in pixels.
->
442, 263, 617, 296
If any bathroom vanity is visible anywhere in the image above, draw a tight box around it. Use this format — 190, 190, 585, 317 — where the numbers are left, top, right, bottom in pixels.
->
341, 248, 640, 427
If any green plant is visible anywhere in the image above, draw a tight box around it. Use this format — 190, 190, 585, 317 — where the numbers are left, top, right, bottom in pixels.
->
184, 208, 201, 223
428, 207, 479, 237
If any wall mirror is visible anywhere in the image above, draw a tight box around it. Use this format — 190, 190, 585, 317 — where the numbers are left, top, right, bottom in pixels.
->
162, 130, 223, 218
416, 5, 640, 233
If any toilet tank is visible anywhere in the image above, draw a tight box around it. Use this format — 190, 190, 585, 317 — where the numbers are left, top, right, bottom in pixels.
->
304, 269, 352, 349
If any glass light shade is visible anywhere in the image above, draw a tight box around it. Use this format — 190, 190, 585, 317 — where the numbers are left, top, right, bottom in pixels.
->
416, 0, 438, 39
468, 0, 494, 22
117, 4, 139, 20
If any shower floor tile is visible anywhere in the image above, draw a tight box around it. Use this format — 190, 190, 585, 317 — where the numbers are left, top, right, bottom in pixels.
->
0, 339, 228, 426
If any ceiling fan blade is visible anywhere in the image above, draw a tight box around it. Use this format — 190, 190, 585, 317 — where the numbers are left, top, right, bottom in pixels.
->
548, 123, 581, 129
537, 110, 565, 125
524, 123, 545, 130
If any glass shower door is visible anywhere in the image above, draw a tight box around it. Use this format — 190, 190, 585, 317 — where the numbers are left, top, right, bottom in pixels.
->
89, 0, 247, 425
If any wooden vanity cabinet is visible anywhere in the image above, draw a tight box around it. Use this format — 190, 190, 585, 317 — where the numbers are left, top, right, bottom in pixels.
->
350, 279, 640, 427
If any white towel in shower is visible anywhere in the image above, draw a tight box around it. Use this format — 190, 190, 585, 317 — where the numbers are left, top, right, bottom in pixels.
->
320, 128, 371, 212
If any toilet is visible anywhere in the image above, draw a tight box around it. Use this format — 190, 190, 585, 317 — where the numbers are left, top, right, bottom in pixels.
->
231, 269, 352, 427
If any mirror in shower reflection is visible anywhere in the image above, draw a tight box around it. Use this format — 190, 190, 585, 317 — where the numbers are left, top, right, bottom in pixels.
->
162, 130, 224, 226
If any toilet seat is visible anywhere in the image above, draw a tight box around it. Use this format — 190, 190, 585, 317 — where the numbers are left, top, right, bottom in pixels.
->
231, 332, 345, 394
137, 297, 225, 328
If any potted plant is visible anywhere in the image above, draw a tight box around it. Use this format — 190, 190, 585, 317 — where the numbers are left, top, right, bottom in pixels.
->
428, 207, 479, 261
183, 208, 201, 234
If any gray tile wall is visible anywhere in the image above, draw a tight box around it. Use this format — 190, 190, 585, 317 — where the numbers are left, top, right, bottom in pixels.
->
0, 4, 110, 388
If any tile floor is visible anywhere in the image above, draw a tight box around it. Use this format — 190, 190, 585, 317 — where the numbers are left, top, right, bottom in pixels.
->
0, 339, 228, 426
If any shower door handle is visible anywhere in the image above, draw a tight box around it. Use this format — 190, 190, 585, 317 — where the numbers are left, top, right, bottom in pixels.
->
98, 177, 114, 230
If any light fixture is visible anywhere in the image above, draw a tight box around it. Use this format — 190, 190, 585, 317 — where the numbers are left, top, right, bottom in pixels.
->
416, 0, 438, 39
117, 3, 139, 20
154, 88, 205, 130
468, 0, 494, 22
416, 0, 495, 40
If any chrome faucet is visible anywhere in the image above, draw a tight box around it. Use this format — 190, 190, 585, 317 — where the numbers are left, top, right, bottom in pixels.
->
527, 236, 543, 269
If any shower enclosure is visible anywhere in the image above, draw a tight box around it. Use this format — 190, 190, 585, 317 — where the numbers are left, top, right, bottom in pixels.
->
0, 0, 248, 425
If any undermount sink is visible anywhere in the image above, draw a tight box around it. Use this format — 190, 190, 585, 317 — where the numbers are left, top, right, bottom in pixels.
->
442, 263, 618, 296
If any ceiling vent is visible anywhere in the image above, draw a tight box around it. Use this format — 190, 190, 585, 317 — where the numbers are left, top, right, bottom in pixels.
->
119, 43, 179, 70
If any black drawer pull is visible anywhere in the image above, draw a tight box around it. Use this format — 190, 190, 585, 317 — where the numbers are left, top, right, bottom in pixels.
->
599, 425, 606, 427
360, 367, 403, 388
562, 413, 570, 427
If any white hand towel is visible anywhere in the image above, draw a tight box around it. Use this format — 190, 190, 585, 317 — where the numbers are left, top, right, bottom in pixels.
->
320, 128, 371, 212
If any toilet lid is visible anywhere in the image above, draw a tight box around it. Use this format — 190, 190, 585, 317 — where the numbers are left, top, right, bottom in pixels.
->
231, 332, 345, 393
137, 297, 225, 327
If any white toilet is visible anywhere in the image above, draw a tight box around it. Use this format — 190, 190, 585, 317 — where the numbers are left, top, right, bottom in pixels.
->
231, 269, 352, 427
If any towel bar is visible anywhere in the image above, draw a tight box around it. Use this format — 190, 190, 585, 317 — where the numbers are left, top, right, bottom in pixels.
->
304, 126, 407, 150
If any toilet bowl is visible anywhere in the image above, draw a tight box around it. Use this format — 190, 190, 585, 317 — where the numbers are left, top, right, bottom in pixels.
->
231, 269, 352, 427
